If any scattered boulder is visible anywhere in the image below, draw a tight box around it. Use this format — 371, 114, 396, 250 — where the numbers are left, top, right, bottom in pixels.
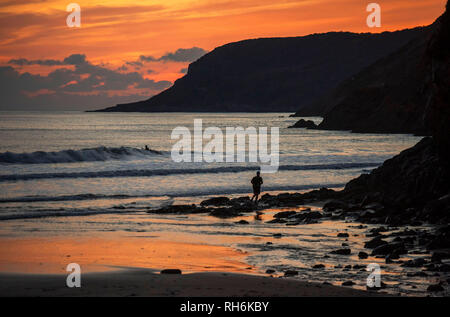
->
342, 281, 355, 286
371, 242, 406, 256
425, 263, 450, 272
200, 197, 230, 206
265, 269, 275, 274
235, 220, 249, 225
313, 264, 325, 269
431, 251, 450, 262
291, 211, 322, 222
148, 204, 210, 214
337, 232, 349, 238
284, 270, 298, 277
275, 193, 305, 206
288, 119, 317, 129
161, 269, 182, 274
406, 271, 428, 277
273, 211, 297, 219
427, 283, 444, 292
323, 200, 348, 212
330, 248, 351, 255
209, 207, 242, 218
427, 229, 450, 250
364, 236, 388, 249
358, 251, 369, 259
401, 258, 428, 268
229, 196, 251, 205
266, 218, 287, 224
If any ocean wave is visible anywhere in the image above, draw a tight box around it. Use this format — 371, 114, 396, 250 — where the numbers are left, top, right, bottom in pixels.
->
0, 193, 138, 203
0, 162, 379, 182
0, 208, 135, 221
0, 146, 162, 164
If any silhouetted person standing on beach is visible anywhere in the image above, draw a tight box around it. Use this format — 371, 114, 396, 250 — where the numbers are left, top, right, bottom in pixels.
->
250, 171, 263, 203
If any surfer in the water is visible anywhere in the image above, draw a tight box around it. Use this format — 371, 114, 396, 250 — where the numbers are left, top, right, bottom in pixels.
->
250, 171, 263, 204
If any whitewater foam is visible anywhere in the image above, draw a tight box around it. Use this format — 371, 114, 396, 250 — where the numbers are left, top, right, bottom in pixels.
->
0, 146, 162, 164
0, 162, 379, 182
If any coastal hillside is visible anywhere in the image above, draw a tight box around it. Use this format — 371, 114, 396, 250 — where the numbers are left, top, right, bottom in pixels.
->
95, 29, 425, 112
336, 1, 450, 224
312, 2, 449, 135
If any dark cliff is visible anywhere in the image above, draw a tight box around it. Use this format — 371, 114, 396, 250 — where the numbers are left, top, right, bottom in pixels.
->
337, 2, 450, 224
314, 3, 449, 135
95, 29, 425, 113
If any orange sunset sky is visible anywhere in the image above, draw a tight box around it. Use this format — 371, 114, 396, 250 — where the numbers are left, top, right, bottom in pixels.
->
0, 0, 447, 110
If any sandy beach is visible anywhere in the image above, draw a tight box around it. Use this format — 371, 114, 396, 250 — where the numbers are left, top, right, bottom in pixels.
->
0, 229, 385, 297
0, 268, 378, 297
0, 220, 390, 297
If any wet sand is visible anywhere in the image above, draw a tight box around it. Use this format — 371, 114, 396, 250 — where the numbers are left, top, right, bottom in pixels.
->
0, 268, 378, 297
0, 234, 383, 297
0, 236, 251, 274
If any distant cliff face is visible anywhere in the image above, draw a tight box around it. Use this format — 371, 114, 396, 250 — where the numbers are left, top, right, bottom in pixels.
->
315, 2, 449, 136
96, 29, 425, 112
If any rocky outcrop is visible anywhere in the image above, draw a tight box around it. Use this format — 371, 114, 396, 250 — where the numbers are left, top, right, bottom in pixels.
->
309, 2, 449, 135
288, 119, 317, 129
95, 29, 425, 113
343, 137, 449, 209
330, 2, 450, 224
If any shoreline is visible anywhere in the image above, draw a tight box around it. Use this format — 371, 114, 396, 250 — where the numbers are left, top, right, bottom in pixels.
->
0, 268, 381, 297
0, 197, 448, 296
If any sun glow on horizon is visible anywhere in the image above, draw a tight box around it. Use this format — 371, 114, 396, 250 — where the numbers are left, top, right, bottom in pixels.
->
0, 0, 446, 109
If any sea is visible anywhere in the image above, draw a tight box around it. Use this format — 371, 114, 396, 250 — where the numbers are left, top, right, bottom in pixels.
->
2, 111, 443, 296
0, 111, 420, 220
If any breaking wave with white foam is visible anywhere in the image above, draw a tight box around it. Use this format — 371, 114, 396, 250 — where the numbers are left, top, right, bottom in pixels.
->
0, 162, 380, 182
0, 146, 162, 164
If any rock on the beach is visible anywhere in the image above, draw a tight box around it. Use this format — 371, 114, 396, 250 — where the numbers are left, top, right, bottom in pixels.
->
330, 248, 351, 255
209, 207, 246, 218
353, 264, 365, 269
431, 251, 450, 262
427, 283, 444, 292
275, 193, 305, 206
291, 211, 322, 222
371, 242, 405, 256
273, 211, 297, 219
364, 236, 388, 249
288, 119, 317, 129
313, 264, 325, 269
148, 204, 209, 214
427, 226, 450, 250
401, 258, 428, 268
200, 197, 230, 206
358, 251, 369, 259
284, 270, 299, 277
266, 218, 287, 224
342, 281, 355, 286
323, 200, 348, 212
161, 269, 182, 274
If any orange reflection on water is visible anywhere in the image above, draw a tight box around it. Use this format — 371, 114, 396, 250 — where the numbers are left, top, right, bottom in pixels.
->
0, 236, 251, 274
